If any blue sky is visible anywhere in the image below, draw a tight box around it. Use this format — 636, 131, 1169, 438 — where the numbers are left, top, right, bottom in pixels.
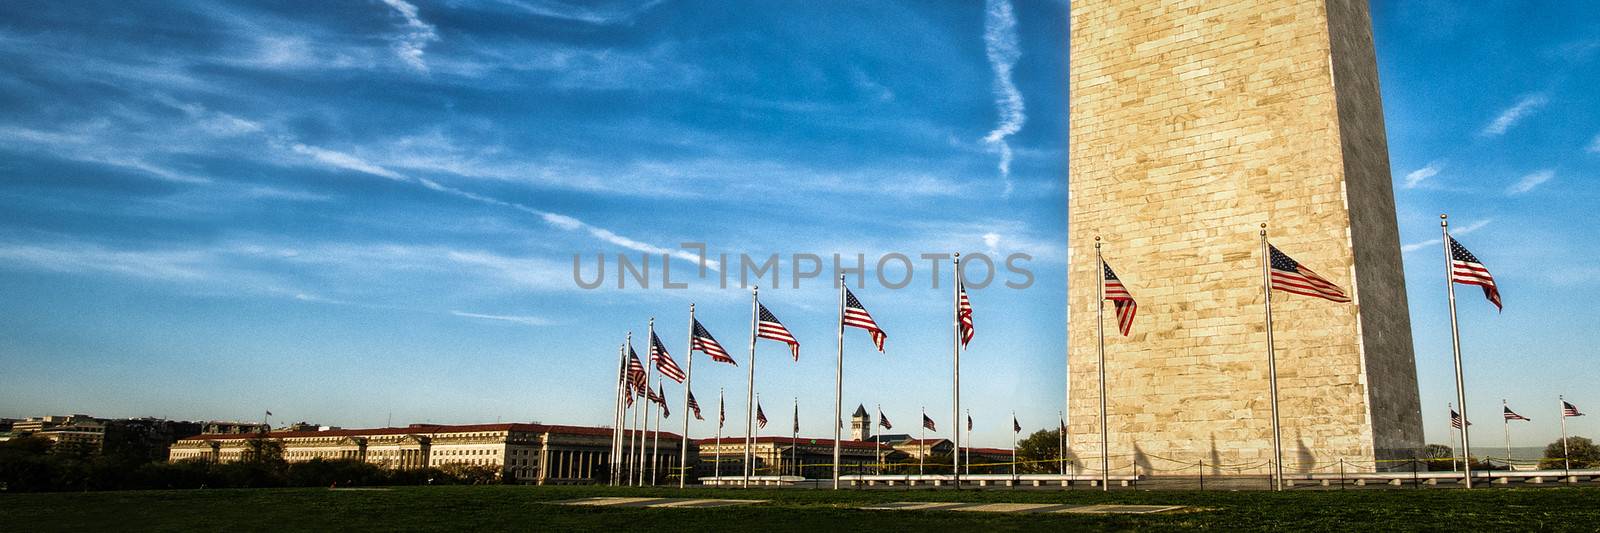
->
0, 1, 1594, 451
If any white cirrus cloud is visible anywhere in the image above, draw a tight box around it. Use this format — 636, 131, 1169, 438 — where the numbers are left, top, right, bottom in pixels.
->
1402, 161, 1443, 189
450, 310, 554, 327
1587, 133, 1600, 154
982, 0, 1025, 197
1480, 94, 1547, 137
1506, 169, 1554, 195
379, 0, 439, 72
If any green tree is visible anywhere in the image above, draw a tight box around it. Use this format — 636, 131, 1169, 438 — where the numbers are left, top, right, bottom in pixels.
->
1540, 436, 1599, 470
1015, 429, 1068, 474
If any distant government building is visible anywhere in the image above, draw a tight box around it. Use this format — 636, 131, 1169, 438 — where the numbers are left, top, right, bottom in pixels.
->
171, 423, 683, 485
169, 409, 1014, 484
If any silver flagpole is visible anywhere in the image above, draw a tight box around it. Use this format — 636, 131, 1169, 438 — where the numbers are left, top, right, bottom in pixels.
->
743, 287, 759, 488
832, 274, 845, 489
919, 406, 925, 476
1260, 225, 1284, 491
1096, 237, 1110, 492
640, 323, 656, 486
715, 388, 724, 481
630, 332, 643, 486
1448, 403, 1458, 472
1441, 214, 1473, 489
792, 397, 798, 478
612, 341, 627, 486
952, 253, 962, 489
1011, 411, 1018, 482
652, 385, 662, 486
680, 304, 695, 489
1503, 399, 1511, 468
1059, 410, 1066, 476
1561, 395, 1571, 474
964, 409, 970, 477
876, 404, 883, 475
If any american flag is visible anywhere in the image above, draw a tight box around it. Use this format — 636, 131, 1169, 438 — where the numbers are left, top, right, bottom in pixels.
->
966, 414, 973, 432
1450, 408, 1470, 429
1059, 418, 1067, 432
660, 389, 671, 419
1013, 416, 1021, 433
922, 414, 936, 431
1503, 406, 1530, 421
691, 320, 736, 365
756, 403, 768, 429
844, 288, 886, 351
627, 346, 647, 397
957, 277, 974, 346
1449, 237, 1501, 311
1102, 260, 1138, 336
792, 403, 800, 434
1269, 245, 1351, 303
647, 384, 664, 405
757, 303, 800, 361
1564, 401, 1584, 417
687, 390, 703, 420
879, 410, 893, 430
718, 394, 725, 428
650, 331, 686, 383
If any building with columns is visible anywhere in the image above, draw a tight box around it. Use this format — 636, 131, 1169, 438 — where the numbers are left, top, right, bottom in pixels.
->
170, 423, 681, 485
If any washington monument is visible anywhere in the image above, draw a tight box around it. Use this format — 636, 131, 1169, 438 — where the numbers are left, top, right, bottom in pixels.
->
1067, 0, 1424, 474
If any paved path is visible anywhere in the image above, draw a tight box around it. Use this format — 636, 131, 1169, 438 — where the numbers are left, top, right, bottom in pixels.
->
860, 502, 1185, 514
547, 497, 766, 509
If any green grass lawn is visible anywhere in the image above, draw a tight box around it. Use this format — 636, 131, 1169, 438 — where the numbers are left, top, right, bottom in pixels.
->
5, 485, 1598, 531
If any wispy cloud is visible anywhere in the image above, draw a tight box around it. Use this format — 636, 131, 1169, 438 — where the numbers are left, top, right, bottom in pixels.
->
379, 0, 439, 72
1480, 94, 1547, 137
1587, 133, 1600, 154
282, 140, 710, 268
1506, 169, 1554, 195
1401, 219, 1493, 253
1402, 161, 1443, 189
490, 0, 664, 26
981, 0, 1024, 197
450, 310, 553, 326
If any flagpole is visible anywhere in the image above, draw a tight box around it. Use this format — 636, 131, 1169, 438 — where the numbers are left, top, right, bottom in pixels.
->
743, 287, 759, 488
612, 341, 627, 486
1561, 395, 1571, 474
680, 305, 695, 489
964, 409, 971, 477
792, 397, 799, 478
1503, 399, 1511, 468
630, 332, 643, 486
652, 385, 662, 486
715, 388, 724, 481
1259, 225, 1284, 491
1096, 237, 1111, 492
641, 322, 658, 486
832, 274, 845, 489
876, 404, 883, 475
1441, 214, 1473, 488
1011, 411, 1018, 483
919, 406, 925, 477
1449, 403, 1458, 472
952, 253, 962, 489
1058, 410, 1066, 476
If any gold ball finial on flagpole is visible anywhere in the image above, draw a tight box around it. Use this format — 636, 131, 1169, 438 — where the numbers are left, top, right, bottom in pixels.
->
1260, 222, 1267, 236
1441, 213, 1449, 227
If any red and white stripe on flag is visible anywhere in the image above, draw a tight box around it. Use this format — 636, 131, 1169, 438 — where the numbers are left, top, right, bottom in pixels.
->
957, 279, 975, 346
691, 320, 737, 366
844, 287, 887, 351
756, 303, 800, 361
1268, 245, 1351, 303
1449, 237, 1501, 311
1102, 259, 1138, 336
650, 331, 686, 383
